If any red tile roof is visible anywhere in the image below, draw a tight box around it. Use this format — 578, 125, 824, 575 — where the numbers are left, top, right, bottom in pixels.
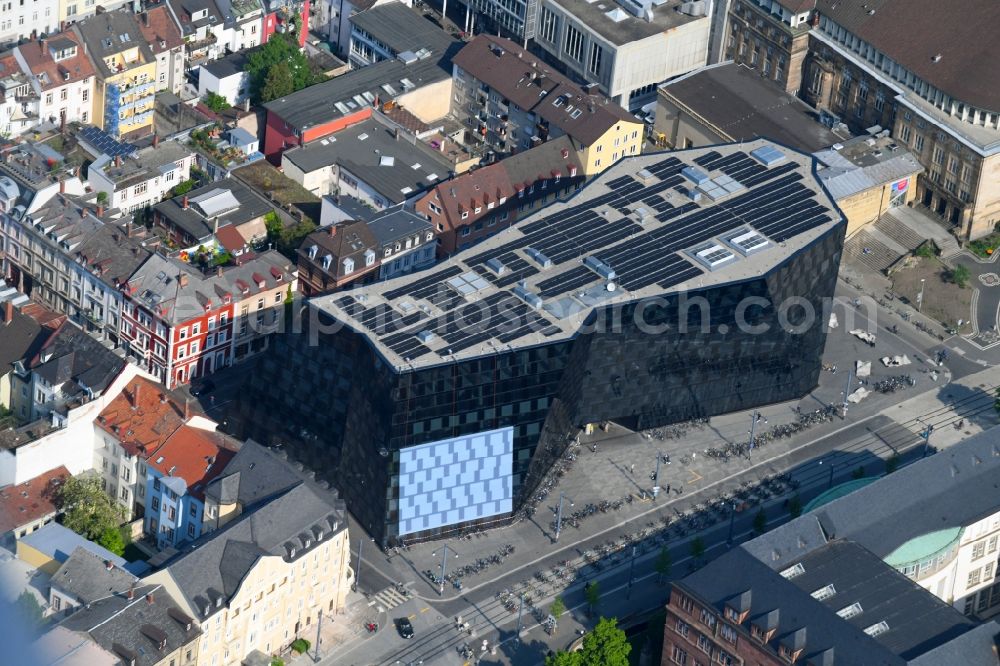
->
15, 32, 95, 92
215, 224, 247, 254
137, 4, 185, 54
147, 426, 239, 501
95, 377, 198, 458
0, 466, 69, 535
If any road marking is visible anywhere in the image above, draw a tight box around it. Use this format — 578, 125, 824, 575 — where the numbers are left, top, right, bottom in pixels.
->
408, 613, 417, 619
420, 607, 430, 613
687, 470, 703, 485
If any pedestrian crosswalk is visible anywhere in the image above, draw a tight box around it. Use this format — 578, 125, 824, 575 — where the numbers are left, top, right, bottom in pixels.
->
367, 586, 410, 612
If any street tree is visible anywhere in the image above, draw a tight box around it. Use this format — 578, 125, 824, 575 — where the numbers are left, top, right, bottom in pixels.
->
654, 546, 672, 585
545, 652, 581, 666
579, 617, 631, 666
951, 264, 970, 288
57, 474, 126, 543
690, 536, 706, 562
550, 596, 566, 619
787, 494, 803, 519
753, 508, 768, 534
584, 581, 600, 615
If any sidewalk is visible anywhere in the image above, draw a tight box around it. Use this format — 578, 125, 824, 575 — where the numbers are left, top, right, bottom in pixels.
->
288, 591, 373, 665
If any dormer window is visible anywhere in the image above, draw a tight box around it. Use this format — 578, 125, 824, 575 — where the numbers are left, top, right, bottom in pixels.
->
425, 232, 433, 241
364, 249, 376, 267
342, 257, 354, 274
307, 245, 317, 259
321, 255, 332, 270
384, 247, 392, 257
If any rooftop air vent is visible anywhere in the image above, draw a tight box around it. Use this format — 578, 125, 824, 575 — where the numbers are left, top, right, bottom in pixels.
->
513, 284, 543, 309
525, 247, 552, 269
583, 256, 615, 280
485, 257, 507, 276
750, 145, 786, 167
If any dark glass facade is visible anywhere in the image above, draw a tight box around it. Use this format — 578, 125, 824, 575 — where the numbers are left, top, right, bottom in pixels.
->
234, 222, 843, 544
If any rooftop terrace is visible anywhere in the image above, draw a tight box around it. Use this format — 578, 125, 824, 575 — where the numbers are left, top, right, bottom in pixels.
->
313, 139, 844, 370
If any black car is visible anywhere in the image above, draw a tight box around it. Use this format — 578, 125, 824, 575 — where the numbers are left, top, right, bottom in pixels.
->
190, 379, 216, 396
397, 617, 414, 639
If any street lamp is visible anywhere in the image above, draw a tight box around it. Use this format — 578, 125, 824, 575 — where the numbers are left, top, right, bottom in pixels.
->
840, 369, 855, 418
727, 499, 739, 545
920, 422, 934, 458
651, 450, 663, 499
554, 493, 574, 542
917, 278, 926, 312
747, 411, 766, 463
433, 544, 457, 595
818, 460, 834, 489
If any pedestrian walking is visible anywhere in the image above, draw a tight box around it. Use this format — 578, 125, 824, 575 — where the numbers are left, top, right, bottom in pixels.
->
629, 464, 634, 475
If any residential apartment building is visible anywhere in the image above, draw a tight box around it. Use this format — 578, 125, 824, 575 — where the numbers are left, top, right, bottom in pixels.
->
724, 0, 814, 95
260, 0, 310, 48
13, 32, 96, 127
280, 116, 453, 207
296, 208, 434, 295
143, 425, 238, 549
0, 0, 59, 50
197, 51, 250, 106
145, 441, 351, 665
0, 465, 67, 546
88, 140, 196, 216
532, 0, 710, 110
0, 54, 39, 137
451, 35, 643, 174
347, 2, 454, 69
94, 375, 209, 520
0, 300, 56, 416
137, 4, 187, 95
799, 0, 1000, 240
39, 582, 202, 666
120, 250, 294, 388
662, 542, 1000, 666
216, 0, 265, 52
414, 135, 584, 253
48, 547, 137, 617
73, 9, 157, 139
152, 179, 272, 250
9, 318, 126, 426
0, 191, 154, 343
168, 0, 228, 67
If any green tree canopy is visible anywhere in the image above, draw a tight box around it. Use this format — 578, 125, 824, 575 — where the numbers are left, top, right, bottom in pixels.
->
584, 581, 600, 614
57, 474, 126, 542
247, 34, 315, 103
97, 526, 127, 556
655, 546, 672, 584
545, 652, 581, 666
951, 264, 970, 288
579, 617, 631, 666
550, 596, 566, 619
204, 91, 231, 113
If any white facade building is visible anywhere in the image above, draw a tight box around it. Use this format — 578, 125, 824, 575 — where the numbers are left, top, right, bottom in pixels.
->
87, 141, 196, 215
0, 0, 59, 50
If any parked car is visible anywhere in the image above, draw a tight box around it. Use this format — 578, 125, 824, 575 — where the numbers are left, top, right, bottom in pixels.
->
190, 379, 216, 396
397, 617, 414, 639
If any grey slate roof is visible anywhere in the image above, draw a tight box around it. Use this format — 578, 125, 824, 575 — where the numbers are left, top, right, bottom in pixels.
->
0, 304, 44, 376
203, 440, 302, 508
201, 49, 249, 79
57, 584, 200, 666
32, 322, 127, 397
783, 540, 977, 660
349, 3, 456, 57
660, 61, 843, 153
154, 177, 275, 242
284, 117, 451, 204
263, 44, 460, 132
50, 547, 138, 605
159, 482, 346, 619
813, 135, 922, 200
745, 426, 1000, 570
908, 622, 1000, 666
680, 542, 994, 664
365, 207, 433, 246
73, 9, 154, 78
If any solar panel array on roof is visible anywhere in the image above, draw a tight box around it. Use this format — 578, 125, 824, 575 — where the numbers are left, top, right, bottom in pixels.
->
317, 142, 841, 367
79, 126, 139, 158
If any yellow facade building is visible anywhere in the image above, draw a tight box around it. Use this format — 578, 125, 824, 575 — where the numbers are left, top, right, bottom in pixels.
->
144, 442, 352, 666
73, 9, 157, 139
813, 135, 923, 237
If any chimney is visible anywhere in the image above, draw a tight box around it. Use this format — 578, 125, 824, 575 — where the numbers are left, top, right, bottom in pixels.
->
115, 154, 122, 167
216, 265, 223, 277
97, 204, 105, 218
178, 273, 188, 288
142, 11, 149, 26
127, 586, 135, 601
4, 301, 13, 324
39, 38, 45, 54
182, 195, 189, 209
243, 98, 250, 113
145, 593, 154, 605
131, 382, 141, 409
105, 560, 113, 570
152, 134, 159, 148
329, 225, 337, 237
59, 179, 65, 194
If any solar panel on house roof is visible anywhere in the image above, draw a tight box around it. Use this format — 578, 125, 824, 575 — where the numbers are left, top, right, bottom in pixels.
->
79, 126, 139, 158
